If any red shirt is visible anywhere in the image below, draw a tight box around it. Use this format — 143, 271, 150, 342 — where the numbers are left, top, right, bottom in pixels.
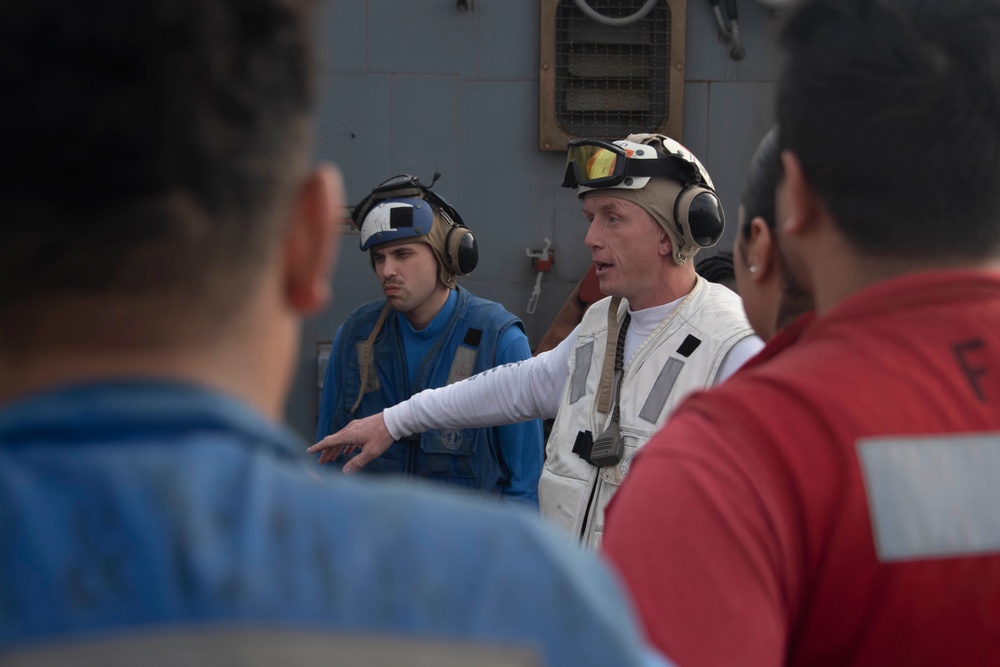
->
604, 271, 1000, 667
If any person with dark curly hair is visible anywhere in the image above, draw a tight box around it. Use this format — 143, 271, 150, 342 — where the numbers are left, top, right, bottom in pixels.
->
605, 1, 1000, 665
694, 251, 737, 293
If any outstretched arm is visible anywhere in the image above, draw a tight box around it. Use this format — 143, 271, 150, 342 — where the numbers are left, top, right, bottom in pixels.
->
309, 330, 577, 474
389, 329, 575, 437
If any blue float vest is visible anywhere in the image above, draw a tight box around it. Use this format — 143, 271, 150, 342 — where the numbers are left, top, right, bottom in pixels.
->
329, 287, 523, 494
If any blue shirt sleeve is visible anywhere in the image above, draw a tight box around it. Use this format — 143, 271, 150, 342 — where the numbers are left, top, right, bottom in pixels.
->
315, 325, 345, 442
492, 325, 544, 508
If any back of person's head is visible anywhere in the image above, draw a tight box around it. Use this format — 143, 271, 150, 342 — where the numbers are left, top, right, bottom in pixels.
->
695, 252, 737, 292
777, 0, 1000, 260
0, 0, 319, 352
738, 125, 813, 337
741, 127, 782, 235
562, 133, 725, 265
351, 174, 478, 290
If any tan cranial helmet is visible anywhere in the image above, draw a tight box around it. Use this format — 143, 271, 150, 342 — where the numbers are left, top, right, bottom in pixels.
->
562, 133, 725, 265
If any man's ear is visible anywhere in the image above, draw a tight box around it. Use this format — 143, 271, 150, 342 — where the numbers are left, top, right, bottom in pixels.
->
283, 162, 344, 314
658, 227, 673, 257
778, 150, 820, 238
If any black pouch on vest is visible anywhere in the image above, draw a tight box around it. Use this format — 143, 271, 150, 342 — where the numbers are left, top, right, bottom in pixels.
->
572, 430, 594, 465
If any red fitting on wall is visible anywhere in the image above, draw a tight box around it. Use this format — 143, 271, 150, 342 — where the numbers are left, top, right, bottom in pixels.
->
533, 251, 554, 273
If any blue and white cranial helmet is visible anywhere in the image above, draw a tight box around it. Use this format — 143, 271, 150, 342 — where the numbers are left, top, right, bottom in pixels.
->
352, 175, 479, 287
357, 197, 435, 251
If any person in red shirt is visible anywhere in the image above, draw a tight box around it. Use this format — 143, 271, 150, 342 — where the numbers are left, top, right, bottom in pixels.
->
603, 1, 1000, 666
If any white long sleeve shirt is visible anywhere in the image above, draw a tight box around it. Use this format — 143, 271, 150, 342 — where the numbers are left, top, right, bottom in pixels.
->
384, 295, 763, 440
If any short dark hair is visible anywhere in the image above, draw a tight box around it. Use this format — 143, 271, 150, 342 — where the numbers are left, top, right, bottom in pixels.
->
740, 126, 782, 236
740, 125, 813, 330
777, 0, 1000, 259
0, 0, 318, 348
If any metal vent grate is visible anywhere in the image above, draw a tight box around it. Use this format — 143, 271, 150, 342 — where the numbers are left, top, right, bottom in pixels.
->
540, 0, 685, 151
555, 0, 671, 139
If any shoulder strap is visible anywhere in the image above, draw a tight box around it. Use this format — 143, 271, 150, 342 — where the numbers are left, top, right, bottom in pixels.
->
596, 297, 624, 414
350, 303, 393, 413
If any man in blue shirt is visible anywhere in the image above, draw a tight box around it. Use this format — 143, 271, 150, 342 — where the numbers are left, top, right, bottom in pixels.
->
0, 1, 670, 665
317, 175, 543, 505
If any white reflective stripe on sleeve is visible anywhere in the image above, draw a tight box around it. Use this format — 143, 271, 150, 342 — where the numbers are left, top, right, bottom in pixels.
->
2, 628, 541, 667
570, 340, 594, 405
858, 434, 1000, 561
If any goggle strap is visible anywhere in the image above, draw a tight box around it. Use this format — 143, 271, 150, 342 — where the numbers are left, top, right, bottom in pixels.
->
625, 157, 703, 185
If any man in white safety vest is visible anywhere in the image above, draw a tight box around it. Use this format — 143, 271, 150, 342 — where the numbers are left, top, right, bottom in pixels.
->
311, 133, 763, 546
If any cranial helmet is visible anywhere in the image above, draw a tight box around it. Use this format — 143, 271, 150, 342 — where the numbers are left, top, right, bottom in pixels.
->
562, 133, 725, 265
351, 174, 478, 287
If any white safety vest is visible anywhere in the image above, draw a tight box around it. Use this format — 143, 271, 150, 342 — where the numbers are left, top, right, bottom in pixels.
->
539, 277, 755, 547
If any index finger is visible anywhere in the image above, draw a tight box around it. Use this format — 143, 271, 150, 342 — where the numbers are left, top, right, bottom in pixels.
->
307, 433, 341, 454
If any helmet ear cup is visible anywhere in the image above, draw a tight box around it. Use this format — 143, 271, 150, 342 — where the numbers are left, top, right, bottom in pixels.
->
674, 185, 725, 248
444, 225, 479, 276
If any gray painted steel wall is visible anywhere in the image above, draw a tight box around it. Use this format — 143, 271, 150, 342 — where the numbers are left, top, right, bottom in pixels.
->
288, 0, 785, 440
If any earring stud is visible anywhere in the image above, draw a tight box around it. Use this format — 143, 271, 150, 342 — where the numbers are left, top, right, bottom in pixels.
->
749, 265, 759, 273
